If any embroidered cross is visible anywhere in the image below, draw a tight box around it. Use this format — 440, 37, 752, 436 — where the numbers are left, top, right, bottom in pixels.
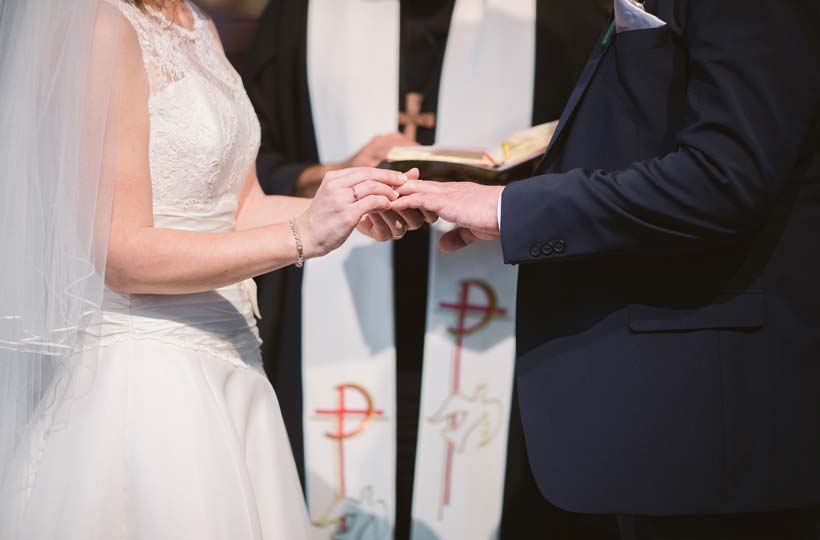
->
399, 92, 436, 142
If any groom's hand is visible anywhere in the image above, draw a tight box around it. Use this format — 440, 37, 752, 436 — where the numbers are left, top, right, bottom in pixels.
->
392, 180, 503, 252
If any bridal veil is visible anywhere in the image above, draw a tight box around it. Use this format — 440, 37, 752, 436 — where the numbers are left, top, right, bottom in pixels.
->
0, 0, 123, 532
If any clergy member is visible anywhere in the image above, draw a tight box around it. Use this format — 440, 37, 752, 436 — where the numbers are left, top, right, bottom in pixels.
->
242, 1, 613, 539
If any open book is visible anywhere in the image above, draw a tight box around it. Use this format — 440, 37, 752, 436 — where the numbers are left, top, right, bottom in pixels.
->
382, 121, 557, 184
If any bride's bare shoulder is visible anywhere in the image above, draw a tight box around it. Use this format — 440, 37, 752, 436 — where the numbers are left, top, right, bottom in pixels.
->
94, 0, 146, 40
94, 0, 138, 32
96, 0, 137, 20
91, 1, 146, 74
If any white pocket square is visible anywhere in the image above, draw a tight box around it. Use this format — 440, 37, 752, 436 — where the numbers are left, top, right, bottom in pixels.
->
614, 0, 666, 33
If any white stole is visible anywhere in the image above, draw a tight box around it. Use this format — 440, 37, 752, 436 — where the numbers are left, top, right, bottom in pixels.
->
305, 1, 400, 539
411, 1, 536, 539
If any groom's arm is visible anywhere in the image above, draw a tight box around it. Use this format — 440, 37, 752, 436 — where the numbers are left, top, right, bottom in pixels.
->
500, 0, 819, 264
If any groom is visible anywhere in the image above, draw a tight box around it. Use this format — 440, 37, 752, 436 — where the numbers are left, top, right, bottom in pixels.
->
394, 0, 820, 537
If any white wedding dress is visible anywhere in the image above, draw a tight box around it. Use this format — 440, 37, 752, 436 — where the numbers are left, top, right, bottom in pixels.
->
2, 2, 311, 538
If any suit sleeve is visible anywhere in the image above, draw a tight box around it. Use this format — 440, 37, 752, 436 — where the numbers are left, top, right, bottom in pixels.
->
501, 0, 820, 264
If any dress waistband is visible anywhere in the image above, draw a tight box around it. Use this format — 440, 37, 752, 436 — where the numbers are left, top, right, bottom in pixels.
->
82, 279, 263, 367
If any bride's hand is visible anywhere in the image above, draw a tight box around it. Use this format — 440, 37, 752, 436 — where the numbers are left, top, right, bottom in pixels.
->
296, 167, 413, 259
354, 169, 437, 241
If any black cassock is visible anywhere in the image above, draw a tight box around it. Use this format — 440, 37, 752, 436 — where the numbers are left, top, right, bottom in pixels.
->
242, 2, 616, 538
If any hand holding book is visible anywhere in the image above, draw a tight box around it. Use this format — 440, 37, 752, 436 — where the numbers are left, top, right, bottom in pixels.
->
381, 121, 557, 185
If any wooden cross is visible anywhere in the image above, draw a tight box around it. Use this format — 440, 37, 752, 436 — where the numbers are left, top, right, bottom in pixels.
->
399, 92, 436, 142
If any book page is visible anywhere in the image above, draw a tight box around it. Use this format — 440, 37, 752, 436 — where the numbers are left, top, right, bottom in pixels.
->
386, 120, 558, 170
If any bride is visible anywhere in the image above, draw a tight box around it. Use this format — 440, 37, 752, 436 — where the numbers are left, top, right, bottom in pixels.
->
0, 0, 427, 538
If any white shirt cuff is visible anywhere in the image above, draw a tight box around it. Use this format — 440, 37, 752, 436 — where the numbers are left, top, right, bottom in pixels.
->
497, 187, 504, 231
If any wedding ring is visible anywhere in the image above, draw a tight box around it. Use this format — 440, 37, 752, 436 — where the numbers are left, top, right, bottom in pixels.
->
352, 185, 359, 202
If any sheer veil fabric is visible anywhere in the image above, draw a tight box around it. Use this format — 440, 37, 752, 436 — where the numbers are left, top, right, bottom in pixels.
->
0, 0, 122, 533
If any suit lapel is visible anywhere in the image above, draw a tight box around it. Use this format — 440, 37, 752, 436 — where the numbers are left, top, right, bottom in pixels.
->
536, 21, 614, 171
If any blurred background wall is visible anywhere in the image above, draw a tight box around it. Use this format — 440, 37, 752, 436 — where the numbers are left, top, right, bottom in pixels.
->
198, 0, 267, 67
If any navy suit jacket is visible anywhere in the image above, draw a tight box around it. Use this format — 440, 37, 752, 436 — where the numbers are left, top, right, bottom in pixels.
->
501, 0, 820, 515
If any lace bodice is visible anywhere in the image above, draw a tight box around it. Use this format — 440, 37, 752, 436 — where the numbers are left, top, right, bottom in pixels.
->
91, 1, 264, 366
111, 0, 260, 230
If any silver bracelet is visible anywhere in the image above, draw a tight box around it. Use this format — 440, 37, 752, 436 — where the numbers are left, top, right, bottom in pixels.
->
289, 218, 305, 268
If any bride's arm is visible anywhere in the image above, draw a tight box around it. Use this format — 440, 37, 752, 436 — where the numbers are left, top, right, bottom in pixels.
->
233, 167, 427, 239
105, 19, 404, 296
235, 165, 430, 239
